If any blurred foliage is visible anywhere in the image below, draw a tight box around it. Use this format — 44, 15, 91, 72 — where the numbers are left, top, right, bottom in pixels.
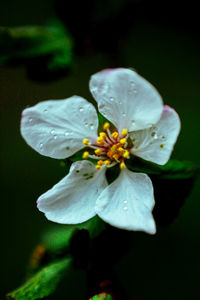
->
89, 293, 113, 300
7, 217, 105, 300
0, 23, 73, 81
7, 258, 72, 300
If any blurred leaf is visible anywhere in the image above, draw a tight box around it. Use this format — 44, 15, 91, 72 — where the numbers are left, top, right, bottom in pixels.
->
127, 157, 199, 179
7, 257, 72, 300
89, 292, 113, 300
0, 23, 73, 80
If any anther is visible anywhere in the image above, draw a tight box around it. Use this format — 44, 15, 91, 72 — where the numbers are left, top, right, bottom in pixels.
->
104, 160, 111, 166
95, 149, 102, 155
121, 129, 128, 136
99, 132, 107, 139
96, 165, 102, 170
113, 154, 120, 160
97, 160, 104, 166
111, 131, 119, 139
118, 147, 125, 153
120, 138, 127, 145
120, 161, 126, 169
97, 137, 104, 146
82, 151, 89, 159
103, 122, 110, 130
83, 138, 89, 146
123, 150, 130, 158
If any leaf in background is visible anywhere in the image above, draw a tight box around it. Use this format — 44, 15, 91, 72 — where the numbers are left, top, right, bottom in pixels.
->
127, 157, 199, 226
89, 292, 113, 300
0, 23, 73, 81
7, 257, 72, 300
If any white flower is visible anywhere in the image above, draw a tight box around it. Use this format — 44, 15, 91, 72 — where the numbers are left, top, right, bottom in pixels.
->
21, 68, 180, 234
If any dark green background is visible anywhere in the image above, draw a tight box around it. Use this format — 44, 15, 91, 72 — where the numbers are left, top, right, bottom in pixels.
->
1, 1, 200, 299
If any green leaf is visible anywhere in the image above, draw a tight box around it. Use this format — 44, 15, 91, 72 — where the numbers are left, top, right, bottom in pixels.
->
42, 216, 105, 255
0, 22, 73, 80
7, 257, 72, 300
89, 293, 113, 300
127, 157, 199, 179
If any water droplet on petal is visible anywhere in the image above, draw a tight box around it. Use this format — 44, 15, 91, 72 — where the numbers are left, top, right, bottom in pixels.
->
79, 107, 84, 112
90, 123, 94, 130
124, 200, 128, 204
131, 120, 135, 125
39, 143, 43, 149
54, 135, 57, 140
110, 97, 114, 102
28, 118, 33, 123
43, 109, 48, 113
151, 132, 158, 139
51, 129, 55, 135
123, 206, 128, 211
162, 136, 166, 140
65, 131, 69, 136
84, 122, 88, 127
122, 112, 126, 117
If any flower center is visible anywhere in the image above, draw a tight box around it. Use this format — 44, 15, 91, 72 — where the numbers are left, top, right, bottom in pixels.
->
82, 122, 130, 170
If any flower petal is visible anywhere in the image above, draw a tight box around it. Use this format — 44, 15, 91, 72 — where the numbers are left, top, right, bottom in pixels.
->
37, 160, 107, 224
89, 68, 163, 132
95, 168, 156, 234
130, 105, 181, 165
21, 96, 98, 159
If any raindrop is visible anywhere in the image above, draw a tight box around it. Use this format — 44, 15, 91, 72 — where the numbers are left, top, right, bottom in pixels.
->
124, 200, 128, 204
110, 97, 114, 102
43, 109, 48, 113
90, 123, 94, 130
51, 129, 55, 135
28, 118, 33, 123
131, 120, 136, 125
39, 143, 43, 149
133, 88, 137, 94
84, 122, 88, 127
79, 107, 84, 112
54, 135, 57, 140
151, 132, 158, 139
122, 112, 126, 117
123, 207, 128, 211
64, 131, 69, 136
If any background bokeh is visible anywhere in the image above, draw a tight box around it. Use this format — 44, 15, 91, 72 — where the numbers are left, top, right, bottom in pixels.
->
1, 0, 200, 299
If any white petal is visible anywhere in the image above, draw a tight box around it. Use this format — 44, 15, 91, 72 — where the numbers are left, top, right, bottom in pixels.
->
89, 68, 163, 133
95, 168, 156, 234
21, 96, 98, 159
130, 105, 181, 165
37, 160, 108, 224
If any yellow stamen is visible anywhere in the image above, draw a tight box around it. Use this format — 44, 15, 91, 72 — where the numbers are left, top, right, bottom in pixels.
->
121, 129, 128, 136
120, 161, 126, 169
83, 138, 89, 146
123, 150, 130, 158
96, 165, 102, 170
97, 160, 104, 166
95, 149, 102, 155
113, 154, 120, 160
104, 160, 111, 166
111, 131, 119, 139
120, 138, 127, 145
99, 132, 107, 139
97, 137, 104, 146
118, 147, 125, 153
103, 122, 110, 130
82, 151, 89, 159
107, 151, 113, 158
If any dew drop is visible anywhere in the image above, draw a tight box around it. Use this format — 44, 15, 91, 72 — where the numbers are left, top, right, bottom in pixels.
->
151, 131, 158, 139
39, 143, 43, 149
54, 135, 57, 140
79, 107, 84, 112
130, 80, 135, 86
110, 97, 114, 102
90, 123, 94, 130
28, 118, 33, 123
51, 129, 55, 135
131, 120, 136, 125
84, 122, 88, 127
123, 207, 128, 211
124, 200, 128, 204
43, 109, 48, 113
122, 112, 126, 117
65, 131, 69, 136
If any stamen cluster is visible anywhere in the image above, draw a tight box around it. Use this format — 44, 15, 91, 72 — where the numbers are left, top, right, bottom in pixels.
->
82, 122, 130, 170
